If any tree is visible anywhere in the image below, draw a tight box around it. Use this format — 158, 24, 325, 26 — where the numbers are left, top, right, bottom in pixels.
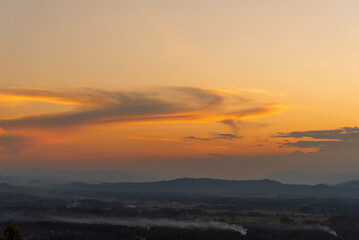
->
1, 222, 23, 240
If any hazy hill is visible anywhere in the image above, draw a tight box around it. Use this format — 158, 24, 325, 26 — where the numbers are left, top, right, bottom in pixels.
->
0, 169, 160, 186
3, 177, 359, 198
263, 170, 359, 185
58, 178, 338, 197
336, 180, 359, 189
0, 183, 26, 192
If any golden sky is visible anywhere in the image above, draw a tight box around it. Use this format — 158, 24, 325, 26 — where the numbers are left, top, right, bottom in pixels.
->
1, 0, 359, 178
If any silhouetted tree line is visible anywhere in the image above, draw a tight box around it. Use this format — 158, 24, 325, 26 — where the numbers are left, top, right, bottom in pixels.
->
0, 222, 22, 240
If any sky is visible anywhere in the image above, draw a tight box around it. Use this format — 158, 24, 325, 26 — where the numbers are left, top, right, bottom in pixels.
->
0, 0, 359, 179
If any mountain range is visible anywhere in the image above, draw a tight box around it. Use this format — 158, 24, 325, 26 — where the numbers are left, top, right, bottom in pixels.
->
0, 169, 160, 186
1, 177, 359, 198
2, 169, 359, 187
263, 170, 359, 185
51, 177, 359, 198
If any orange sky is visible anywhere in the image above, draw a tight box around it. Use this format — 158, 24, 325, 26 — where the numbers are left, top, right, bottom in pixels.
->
1, 0, 359, 178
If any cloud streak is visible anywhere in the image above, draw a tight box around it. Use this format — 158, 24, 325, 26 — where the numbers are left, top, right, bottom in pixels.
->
0, 87, 284, 130
0, 88, 114, 106
0, 86, 285, 154
276, 127, 359, 140
275, 127, 359, 149
185, 133, 241, 141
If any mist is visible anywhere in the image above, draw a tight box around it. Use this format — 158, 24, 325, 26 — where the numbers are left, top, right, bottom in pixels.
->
46, 216, 247, 235
256, 224, 337, 237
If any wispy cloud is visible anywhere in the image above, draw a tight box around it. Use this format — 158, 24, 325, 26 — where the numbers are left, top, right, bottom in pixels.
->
276, 127, 359, 140
220, 119, 240, 134
213, 133, 241, 140
0, 87, 284, 130
0, 86, 285, 154
184, 132, 241, 141
0, 88, 114, 106
275, 127, 359, 149
184, 136, 213, 141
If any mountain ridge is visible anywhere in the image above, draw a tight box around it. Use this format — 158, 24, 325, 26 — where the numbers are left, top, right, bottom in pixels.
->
56, 177, 339, 197
263, 170, 359, 185
2, 177, 359, 197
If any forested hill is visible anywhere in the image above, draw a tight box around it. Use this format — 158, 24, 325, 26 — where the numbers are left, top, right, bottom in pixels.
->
57, 178, 338, 197
2, 177, 359, 198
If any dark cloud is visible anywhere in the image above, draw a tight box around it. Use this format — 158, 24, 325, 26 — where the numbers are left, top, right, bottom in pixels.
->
220, 119, 269, 134
212, 133, 241, 140
275, 127, 359, 149
220, 119, 240, 133
276, 127, 359, 140
184, 133, 241, 141
184, 136, 212, 141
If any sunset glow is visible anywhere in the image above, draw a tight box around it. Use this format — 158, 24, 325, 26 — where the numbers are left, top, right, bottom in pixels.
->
1, 0, 359, 179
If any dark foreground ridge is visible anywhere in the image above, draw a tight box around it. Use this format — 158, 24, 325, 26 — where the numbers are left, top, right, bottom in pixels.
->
1, 178, 358, 239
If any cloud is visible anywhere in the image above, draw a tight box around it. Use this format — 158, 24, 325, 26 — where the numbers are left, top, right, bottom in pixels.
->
0, 86, 284, 154
0, 87, 284, 130
0, 88, 114, 106
275, 127, 359, 149
184, 136, 213, 141
184, 132, 241, 141
276, 127, 359, 140
220, 119, 240, 134
212, 133, 241, 140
